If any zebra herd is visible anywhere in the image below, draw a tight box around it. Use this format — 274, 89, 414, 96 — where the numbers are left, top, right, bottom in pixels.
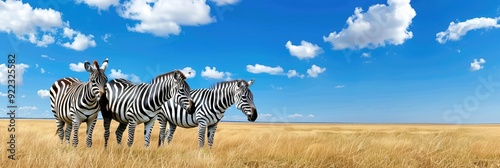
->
49, 59, 258, 149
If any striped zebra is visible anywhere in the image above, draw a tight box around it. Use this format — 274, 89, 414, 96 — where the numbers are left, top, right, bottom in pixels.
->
50, 59, 109, 147
100, 70, 194, 148
157, 79, 258, 148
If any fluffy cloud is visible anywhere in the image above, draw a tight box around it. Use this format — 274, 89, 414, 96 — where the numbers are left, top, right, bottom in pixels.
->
470, 58, 486, 71
41, 54, 55, 60
362, 52, 371, 57
288, 113, 303, 118
287, 70, 305, 78
41, 68, 46, 74
109, 69, 143, 83
246, 64, 284, 75
210, 0, 239, 6
180, 67, 196, 78
307, 65, 326, 78
436, 17, 500, 44
37, 89, 50, 98
0, 63, 29, 85
201, 66, 232, 80
285, 40, 322, 59
61, 27, 96, 51
76, 0, 119, 11
118, 0, 215, 37
0, 0, 62, 37
0, 92, 7, 96
323, 0, 416, 50
69, 62, 86, 72
0, 1, 95, 50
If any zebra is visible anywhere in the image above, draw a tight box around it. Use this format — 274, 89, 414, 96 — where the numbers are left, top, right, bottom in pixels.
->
100, 70, 194, 148
50, 59, 109, 147
157, 79, 258, 149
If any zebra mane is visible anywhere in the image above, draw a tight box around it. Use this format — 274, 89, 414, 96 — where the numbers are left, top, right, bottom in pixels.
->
151, 70, 186, 83
209, 79, 246, 90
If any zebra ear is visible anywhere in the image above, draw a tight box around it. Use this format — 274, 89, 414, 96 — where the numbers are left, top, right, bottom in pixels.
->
100, 58, 108, 71
84, 61, 92, 72
247, 78, 255, 87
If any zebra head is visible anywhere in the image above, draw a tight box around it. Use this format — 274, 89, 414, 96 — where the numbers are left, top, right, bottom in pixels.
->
167, 70, 194, 113
234, 79, 257, 122
84, 59, 108, 100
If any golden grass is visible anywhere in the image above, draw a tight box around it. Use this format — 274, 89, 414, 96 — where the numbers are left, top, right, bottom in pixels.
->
2, 120, 500, 167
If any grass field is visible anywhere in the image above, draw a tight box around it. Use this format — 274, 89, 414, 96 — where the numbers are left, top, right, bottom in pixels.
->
1, 119, 500, 167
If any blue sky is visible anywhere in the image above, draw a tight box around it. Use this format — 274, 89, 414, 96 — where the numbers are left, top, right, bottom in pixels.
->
1, 0, 500, 123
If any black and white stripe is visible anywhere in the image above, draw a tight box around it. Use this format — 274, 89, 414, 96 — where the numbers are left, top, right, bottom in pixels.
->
101, 70, 194, 148
158, 79, 257, 148
50, 59, 108, 147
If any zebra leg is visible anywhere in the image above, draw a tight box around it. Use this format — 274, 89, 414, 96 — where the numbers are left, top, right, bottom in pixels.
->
197, 120, 207, 148
143, 118, 156, 148
85, 119, 97, 148
158, 117, 167, 147
56, 119, 65, 143
115, 123, 127, 145
103, 117, 112, 148
166, 121, 177, 145
127, 121, 138, 147
64, 123, 72, 145
72, 118, 82, 147
207, 123, 218, 149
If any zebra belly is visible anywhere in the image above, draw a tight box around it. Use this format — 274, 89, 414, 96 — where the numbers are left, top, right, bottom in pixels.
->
74, 109, 99, 122
167, 113, 198, 128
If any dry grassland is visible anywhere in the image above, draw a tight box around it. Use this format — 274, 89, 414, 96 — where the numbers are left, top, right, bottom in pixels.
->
1, 119, 500, 167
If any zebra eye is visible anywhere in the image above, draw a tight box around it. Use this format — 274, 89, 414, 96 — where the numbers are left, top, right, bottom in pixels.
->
241, 95, 247, 99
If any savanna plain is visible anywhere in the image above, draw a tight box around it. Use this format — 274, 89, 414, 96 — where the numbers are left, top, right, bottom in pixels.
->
1, 120, 500, 167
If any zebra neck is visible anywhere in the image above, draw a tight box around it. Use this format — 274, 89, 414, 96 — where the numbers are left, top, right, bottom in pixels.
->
83, 82, 97, 101
211, 87, 235, 111
147, 81, 172, 109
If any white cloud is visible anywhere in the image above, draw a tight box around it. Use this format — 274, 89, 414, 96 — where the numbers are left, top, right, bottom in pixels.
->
307, 114, 315, 118
335, 85, 345, 88
129, 74, 142, 83
287, 70, 305, 78
0, 0, 62, 38
285, 40, 323, 59
307, 65, 326, 78
118, 0, 215, 37
41, 54, 55, 60
19, 33, 55, 47
109, 69, 143, 83
323, 0, 416, 50
76, 0, 119, 11
210, 0, 239, 6
362, 52, 371, 57
102, 33, 112, 43
246, 64, 284, 75
61, 27, 96, 51
436, 17, 500, 44
0, 63, 29, 85
19, 106, 38, 111
470, 58, 486, 71
0, 1, 94, 50
41, 68, 45, 74
21, 95, 26, 98
201, 66, 232, 80
288, 113, 303, 118
0, 92, 7, 96
180, 67, 196, 78
37, 89, 50, 98
69, 62, 86, 72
